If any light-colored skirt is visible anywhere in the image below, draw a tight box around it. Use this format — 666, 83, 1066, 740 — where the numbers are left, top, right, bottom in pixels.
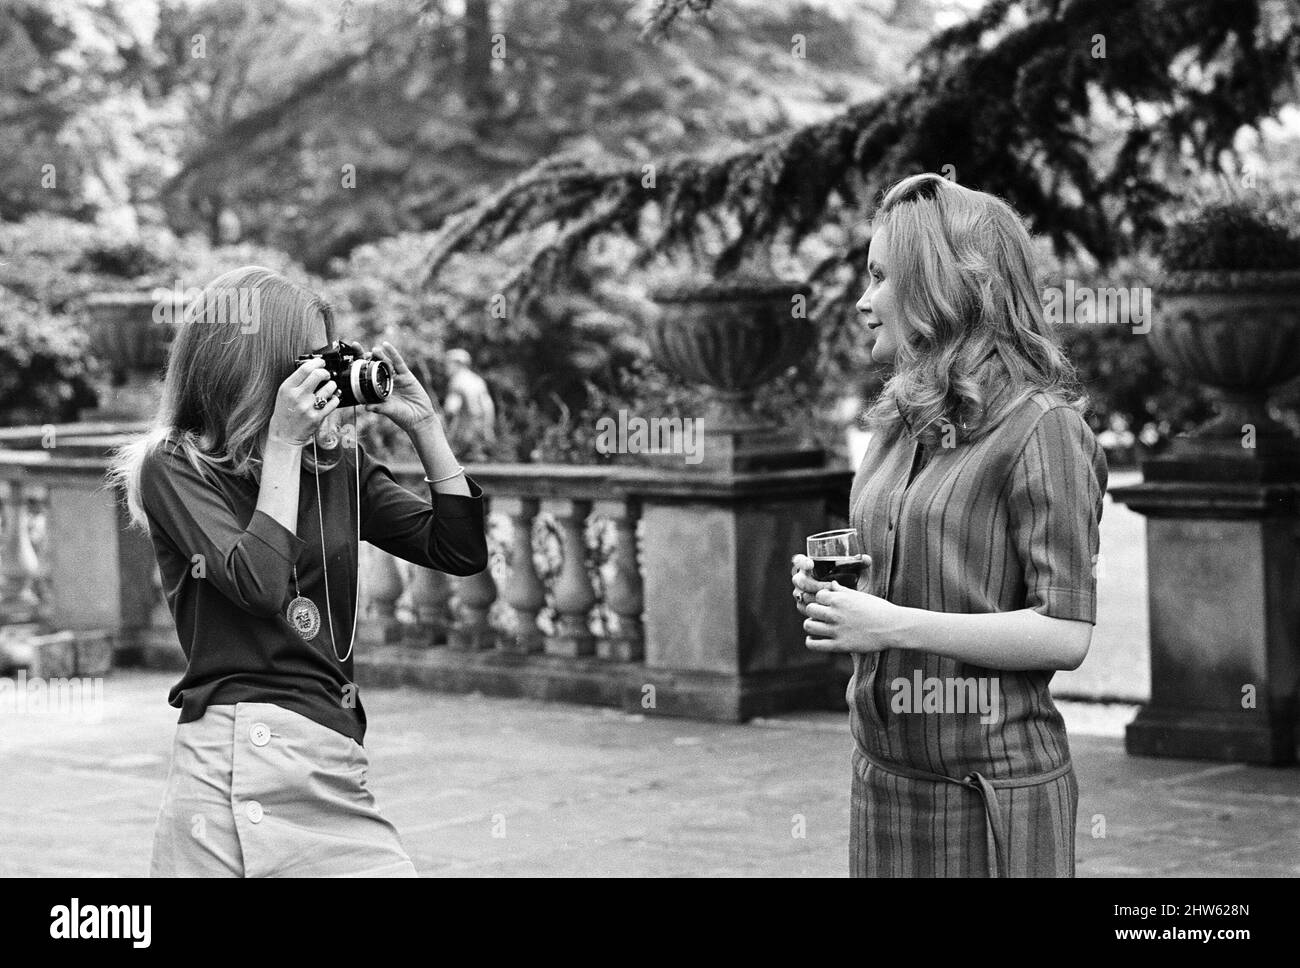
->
150, 701, 417, 877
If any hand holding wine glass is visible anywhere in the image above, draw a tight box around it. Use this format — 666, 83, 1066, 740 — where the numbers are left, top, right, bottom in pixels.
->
792, 528, 869, 620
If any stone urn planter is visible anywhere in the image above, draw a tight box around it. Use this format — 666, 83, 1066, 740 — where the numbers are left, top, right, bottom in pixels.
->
1112, 200, 1300, 764
646, 278, 820, 472
83, 291, 177, 420
1147, 269, 1300, 482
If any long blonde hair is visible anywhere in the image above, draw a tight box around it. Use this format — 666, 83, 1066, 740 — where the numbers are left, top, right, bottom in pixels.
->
108, 266, 334, 529
864, 173, 1083, 446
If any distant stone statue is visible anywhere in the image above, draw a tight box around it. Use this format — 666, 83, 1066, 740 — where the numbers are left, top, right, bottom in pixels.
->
443, 349, 496, 460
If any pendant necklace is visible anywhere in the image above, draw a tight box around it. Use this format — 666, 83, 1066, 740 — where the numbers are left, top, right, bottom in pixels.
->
287, 566, 322, 640
283, 423, 362, 663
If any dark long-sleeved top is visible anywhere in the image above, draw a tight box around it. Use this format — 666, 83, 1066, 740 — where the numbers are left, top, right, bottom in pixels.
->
140, 436, 488, 745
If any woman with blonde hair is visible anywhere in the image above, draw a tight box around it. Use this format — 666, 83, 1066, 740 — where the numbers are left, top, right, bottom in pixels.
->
110, 265, 488, 877
792, 173, 1106, 877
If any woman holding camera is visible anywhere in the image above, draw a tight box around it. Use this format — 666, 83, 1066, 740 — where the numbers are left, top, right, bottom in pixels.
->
110, 265, 488, 877
791, 174, 1106, 877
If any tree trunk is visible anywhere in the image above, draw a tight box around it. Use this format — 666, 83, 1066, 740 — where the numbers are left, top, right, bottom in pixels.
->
461, 0, 496, 128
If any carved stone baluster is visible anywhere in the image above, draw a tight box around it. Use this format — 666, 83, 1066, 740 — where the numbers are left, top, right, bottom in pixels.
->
542, 498, 596, 657
25, 483, 50, 624
360, 544, 404, 646
0, 479, 14, 620
0, 480, 14, 623
495, 496, 545, 654
443, 492, 497, 650
593, 498, 644, 662
394, 559, 416, 626
448, 569, 497, 651
2, 478, 39, 624
406, 566, 452, 647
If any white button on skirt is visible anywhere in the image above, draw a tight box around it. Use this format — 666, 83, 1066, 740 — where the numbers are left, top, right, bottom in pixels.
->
149, 701, 417, 877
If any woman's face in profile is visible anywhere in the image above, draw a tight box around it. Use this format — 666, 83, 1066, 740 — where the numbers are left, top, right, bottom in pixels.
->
857, 226, 903, 365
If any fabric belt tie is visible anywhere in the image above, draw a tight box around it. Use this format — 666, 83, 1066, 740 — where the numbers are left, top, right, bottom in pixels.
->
856, 746, 1073, 878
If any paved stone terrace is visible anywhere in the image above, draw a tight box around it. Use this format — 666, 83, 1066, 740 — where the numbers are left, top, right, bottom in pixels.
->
3, 670, 1297, 877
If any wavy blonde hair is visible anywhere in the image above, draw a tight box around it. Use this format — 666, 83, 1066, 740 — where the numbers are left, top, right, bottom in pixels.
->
864, 173, 1083, 446
108, 266, 336, 529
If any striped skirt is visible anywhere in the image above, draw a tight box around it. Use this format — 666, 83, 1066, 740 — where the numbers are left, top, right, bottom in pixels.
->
150, 701, 417, 877
850, 746, 1078, 878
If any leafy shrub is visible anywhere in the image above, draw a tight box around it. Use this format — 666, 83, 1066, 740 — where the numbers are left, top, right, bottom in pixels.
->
0, 214, 315, 427
322, 232, 656, 464
0, 214, 314, 303
72, 240, 168, 279
0, 288, 98, 424
1159, 196, 1300, 271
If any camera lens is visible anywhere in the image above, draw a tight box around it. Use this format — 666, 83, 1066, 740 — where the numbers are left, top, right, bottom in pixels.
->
373, 360, 393, 397
349, 359, 392, 405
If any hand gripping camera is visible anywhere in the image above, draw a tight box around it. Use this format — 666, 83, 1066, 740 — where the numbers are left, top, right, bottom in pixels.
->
295, 340, 393, 408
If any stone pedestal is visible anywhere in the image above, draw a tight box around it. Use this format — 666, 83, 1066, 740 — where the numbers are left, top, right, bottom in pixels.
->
692, 422, 824, 474
87, 379, 165, 422
26, 457, 161, 661
1110, 475, 1300, 764
635, 465, 851, 720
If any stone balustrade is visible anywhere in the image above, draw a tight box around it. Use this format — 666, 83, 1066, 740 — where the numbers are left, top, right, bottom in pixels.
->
356, 468, 650, 662
353, 462, 853, 718
0, 441, 854, 721
0, 460, 51, 629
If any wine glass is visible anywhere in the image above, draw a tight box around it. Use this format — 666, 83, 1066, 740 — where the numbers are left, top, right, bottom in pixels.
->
806, 528, 869, 590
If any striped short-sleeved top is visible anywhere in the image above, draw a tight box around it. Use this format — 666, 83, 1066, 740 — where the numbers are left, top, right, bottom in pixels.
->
848, 390, 1107, 778
846, 389, 1106, 876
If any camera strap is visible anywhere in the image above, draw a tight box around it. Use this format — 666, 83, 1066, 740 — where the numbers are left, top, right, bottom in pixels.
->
306, 411, 361, 664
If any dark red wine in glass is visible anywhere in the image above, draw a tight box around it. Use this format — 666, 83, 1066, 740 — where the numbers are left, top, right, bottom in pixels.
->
806, 528, 869, 591
811, 556, 867, 587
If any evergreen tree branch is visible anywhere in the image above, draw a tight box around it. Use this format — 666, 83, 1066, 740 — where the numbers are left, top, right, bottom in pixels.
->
420, 0, 1299, 315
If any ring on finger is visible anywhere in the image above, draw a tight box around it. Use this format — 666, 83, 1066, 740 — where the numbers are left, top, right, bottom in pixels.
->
314, 394, 328, 410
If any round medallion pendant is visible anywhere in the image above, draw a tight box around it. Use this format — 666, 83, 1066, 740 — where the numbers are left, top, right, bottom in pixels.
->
286, 596, 321, 640
316, 426, 340, 450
